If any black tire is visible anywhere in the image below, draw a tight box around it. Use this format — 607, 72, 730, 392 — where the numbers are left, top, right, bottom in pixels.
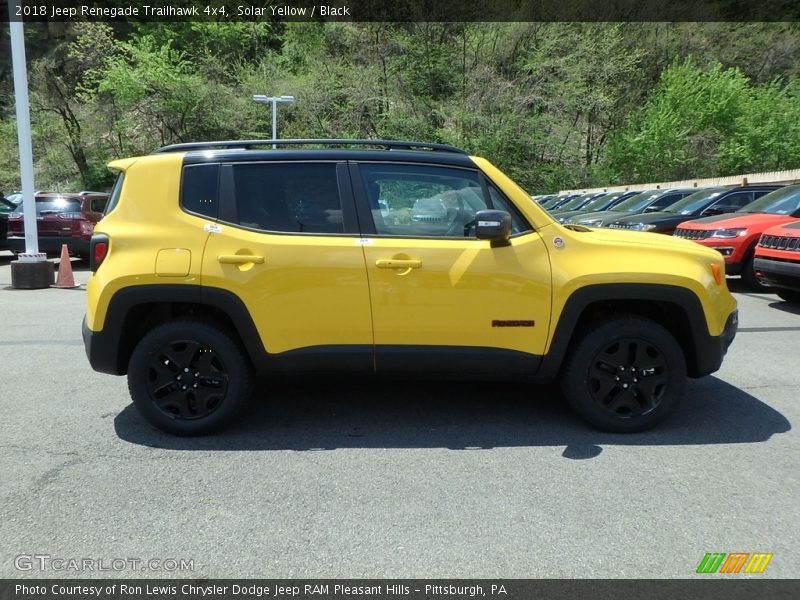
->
561, 316, 687, 433
741, 254, 771, 291
776, 289, 800, 304
127, 320, 253, 435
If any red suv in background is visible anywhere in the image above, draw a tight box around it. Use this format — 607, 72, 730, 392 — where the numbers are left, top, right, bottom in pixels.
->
754, 219, 800, 303
673, 184, 800, 290
7, 191, 108, 259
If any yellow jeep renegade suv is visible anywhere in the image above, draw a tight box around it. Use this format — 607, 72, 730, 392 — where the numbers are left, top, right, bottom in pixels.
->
83, 139, 738, 435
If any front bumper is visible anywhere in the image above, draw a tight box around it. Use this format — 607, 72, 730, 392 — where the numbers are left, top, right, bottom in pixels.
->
754, 257, 800, 292
694, 310, 738, 377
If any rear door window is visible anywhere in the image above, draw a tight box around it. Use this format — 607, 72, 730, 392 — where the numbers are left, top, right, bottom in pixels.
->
229, 162, 344, 234
715, 191, 754, 210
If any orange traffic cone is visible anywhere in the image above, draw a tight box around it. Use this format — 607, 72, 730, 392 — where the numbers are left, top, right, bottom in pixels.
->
53, 244, 80, 289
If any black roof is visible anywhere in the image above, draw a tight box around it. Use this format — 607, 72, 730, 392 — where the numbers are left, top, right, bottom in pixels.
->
157, 139, 477, 168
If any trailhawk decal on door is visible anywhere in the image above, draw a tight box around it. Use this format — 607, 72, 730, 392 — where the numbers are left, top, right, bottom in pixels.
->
491, 320, 535, 327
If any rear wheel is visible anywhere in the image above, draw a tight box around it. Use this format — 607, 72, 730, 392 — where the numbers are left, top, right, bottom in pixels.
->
561, 316, 686, 433
127, 320, 252, 435
776, 289, 800, 304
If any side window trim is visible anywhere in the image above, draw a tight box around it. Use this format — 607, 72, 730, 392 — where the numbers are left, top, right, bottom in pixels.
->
218, 163, 236, 224
348, 162, 377, 236
336, 162, 361, 235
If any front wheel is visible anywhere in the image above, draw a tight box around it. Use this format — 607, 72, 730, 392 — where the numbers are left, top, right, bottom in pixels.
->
561, 316, 686, 433
741, 254, 771, 291
776, 289, 800, 304
127, 320, 253, 435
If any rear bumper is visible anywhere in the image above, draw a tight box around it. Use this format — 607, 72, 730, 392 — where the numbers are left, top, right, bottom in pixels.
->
83, 315, 122, 375
7, 236, 89, 256
754, 257, 800, 292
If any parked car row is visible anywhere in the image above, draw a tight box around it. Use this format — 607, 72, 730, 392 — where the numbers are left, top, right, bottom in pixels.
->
4, 191, 109, 258
534, 183, 800, 294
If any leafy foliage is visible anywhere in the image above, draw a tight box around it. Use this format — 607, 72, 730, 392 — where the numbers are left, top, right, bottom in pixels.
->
2, 23, 800, 194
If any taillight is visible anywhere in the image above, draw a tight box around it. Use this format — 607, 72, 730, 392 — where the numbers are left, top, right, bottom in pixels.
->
89, 234, 109, 272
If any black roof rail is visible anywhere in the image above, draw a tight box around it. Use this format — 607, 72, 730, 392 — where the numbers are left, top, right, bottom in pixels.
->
151, 139, 468, 155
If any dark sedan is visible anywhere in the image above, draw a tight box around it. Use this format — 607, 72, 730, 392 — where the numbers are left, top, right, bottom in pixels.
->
606, 185, 783, 234
566, 188, 701, 227
552, 190, 640, 223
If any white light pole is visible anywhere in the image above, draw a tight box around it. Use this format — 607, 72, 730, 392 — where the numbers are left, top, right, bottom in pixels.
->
252, 95, 295, 149
8, 1, 53, 289
9, 3, 40, 258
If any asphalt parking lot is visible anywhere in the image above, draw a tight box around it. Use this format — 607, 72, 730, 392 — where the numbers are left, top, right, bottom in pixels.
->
0, 251, 797, 579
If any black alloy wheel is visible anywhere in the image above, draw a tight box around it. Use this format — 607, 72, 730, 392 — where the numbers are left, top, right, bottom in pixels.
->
562, 316, 686, 433
145, 339, 229, 420
127, 321, 252, 435
585, 337, 668, 418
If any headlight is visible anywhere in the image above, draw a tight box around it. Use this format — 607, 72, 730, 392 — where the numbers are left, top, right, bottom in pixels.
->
629, 223, 657, 231
710, 228, 747, 238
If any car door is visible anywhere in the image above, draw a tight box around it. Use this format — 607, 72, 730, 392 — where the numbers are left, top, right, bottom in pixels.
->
350, 161, 552, 373
200, 160, 373, 367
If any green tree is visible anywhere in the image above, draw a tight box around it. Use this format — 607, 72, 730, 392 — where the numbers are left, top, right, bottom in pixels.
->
605, 58, 750, 182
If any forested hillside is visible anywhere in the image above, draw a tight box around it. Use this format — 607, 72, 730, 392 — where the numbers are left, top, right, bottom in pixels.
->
1, 21, 800, 193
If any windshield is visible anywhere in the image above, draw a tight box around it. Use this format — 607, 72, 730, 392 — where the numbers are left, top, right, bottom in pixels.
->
558, 194, 595, 211
582, 193, 623, 211
610, 190, 662, 212
12, 197, 81, 215
737, 185, 800, 215
663, 187, 730, 215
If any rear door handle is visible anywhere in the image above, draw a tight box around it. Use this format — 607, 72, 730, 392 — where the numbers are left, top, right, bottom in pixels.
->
218, 254, 264, 264
375, 259, 422, 269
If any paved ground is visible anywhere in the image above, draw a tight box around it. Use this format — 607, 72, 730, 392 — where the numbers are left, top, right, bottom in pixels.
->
0, 251, 797, 579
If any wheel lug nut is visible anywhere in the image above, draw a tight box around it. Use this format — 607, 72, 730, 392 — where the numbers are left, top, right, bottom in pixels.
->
177, 375, 182, 381
195, 372, 200, 377
633, 378, 638, 383
193, 383, 198, 388
181, 385, 187, 390
622, 383, 629, 389
619, 366, 625, 371
615, 376, 620, 381
184, 367, 189, 372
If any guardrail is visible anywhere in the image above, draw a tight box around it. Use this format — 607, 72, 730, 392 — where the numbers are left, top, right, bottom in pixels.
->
560, 168, 800, 194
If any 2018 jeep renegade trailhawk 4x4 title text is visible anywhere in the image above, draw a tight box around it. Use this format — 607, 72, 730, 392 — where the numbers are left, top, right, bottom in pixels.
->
83, 139, 738, 435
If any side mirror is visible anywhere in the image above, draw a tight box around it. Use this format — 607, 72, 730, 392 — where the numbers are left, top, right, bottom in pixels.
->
475, 210, 512, 247
702, 205, 735, 216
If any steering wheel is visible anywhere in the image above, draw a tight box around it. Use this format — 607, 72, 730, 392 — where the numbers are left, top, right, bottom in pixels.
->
445, 194, 467, 237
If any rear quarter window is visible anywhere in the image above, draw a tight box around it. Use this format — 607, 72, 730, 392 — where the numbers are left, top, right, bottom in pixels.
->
181, 163, 220, 219
103, 173, 125, 215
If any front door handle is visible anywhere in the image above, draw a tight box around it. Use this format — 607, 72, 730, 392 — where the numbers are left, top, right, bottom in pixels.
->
218, 254, 264, 264
375, 259, 422, 269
